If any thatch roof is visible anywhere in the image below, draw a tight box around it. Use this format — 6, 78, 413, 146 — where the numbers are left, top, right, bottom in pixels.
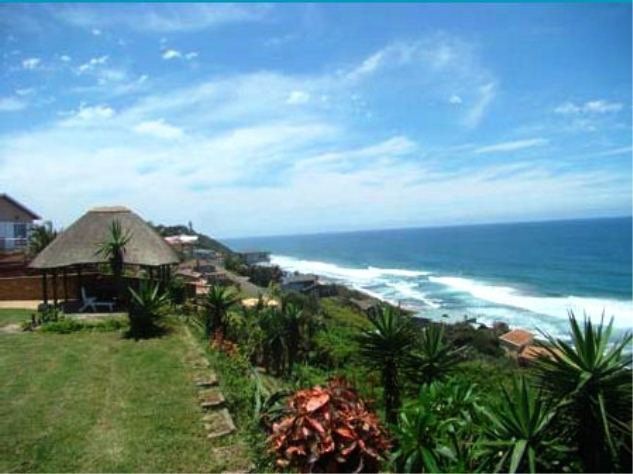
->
30, 206, 179, 269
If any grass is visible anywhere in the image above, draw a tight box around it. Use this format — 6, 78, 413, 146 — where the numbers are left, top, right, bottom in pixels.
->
0, 308, 33, 326
0, 315, 250, 473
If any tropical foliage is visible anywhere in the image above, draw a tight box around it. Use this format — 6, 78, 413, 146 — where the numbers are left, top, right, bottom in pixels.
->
128, 281, 169, 338
533, 313, 632, 472
407, 323, 464, 385
28, 222, 57, 256
204, 285, 239, 339
267, 378, 390, 473
479, 377, 565, 473
96, 220, 132, 300
356, 306, 417, 424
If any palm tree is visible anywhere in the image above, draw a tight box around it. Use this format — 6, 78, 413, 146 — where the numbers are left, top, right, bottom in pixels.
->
96, 220, 132, 301
407, 324, 463, 385
28, 222, 57, 257
204, 285, 239, 339
480, 377, 564, 473
533, 313, 632, 472
356, 305, 417, 424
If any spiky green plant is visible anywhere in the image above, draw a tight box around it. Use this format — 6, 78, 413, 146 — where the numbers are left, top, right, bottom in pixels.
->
480, 377, 564, 473
356, 305, 417, 424
96, 220, 132, 301
283, 303, 303, 376
407, 324, 464, 385
204, 285, 239, 339
128, 281, 168, 338
392, 380, 482, 473
533, 312, 632, 472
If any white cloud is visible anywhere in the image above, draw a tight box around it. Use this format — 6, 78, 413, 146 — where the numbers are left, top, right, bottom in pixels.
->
60, 55, 72, 62
555, 99, 622, 115
15, 88, 35, 97
184, 52, 198, 60
91, 28, 102, 36
286, 90, 311, 105
162, 49, 182, 60
22, 57, 41, 70
54, 4, 270, 32
77, 55, 108, 73
65, 104, 115, 121
475, 138, 549, 154
0, 97, 27, 112
449, 94, 462, 105
133, 119, 184, 139
463, 82, 496, 128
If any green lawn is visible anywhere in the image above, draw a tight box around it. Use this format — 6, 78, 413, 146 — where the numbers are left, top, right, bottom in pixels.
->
0, 308, 33, 326
0, 317, 250, 472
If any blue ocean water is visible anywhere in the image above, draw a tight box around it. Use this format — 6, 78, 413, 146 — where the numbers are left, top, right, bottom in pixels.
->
226, 217, 633, 339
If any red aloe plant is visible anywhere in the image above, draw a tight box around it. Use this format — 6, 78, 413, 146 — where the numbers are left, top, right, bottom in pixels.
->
267, 378, 390, 473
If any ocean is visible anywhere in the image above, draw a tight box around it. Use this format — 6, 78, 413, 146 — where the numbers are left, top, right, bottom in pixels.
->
225, 217, 633, 340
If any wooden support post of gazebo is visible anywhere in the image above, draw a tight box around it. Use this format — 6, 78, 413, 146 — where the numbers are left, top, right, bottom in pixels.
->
52, 269, 58, 308
42, 270, 48, 305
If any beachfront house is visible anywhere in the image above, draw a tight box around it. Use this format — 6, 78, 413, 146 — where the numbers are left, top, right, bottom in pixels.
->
499, 328, 535, 354
0, 194, 40, 252
282, 273, 319, 293
239, 251, 270, 265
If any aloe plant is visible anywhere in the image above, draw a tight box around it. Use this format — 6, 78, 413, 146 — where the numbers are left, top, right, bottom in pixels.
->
533, 313, 632, 472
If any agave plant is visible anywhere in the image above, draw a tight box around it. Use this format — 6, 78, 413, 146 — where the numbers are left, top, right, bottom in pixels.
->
533, 312, 632, 472
96, 220, 132, 300
204, 285, 239, 339
356, 305, 417, 424
268, 378, 390, 473
407, 324, 464, 386
479, 377, 564, 473
128, 281, 168, 338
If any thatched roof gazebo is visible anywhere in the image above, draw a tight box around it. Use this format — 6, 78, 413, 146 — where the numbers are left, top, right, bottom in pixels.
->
30, 206, 179, 307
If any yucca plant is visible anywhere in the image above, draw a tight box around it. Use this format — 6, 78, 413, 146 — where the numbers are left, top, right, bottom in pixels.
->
533, 312, 632, 472
128, 281, 168, 338
259, 307, 289, 376
204, 285, 239, 339
96, 220, 132, 301
479, 377, 564, 473
407, 324, 464, 386
356, 305, 417, 424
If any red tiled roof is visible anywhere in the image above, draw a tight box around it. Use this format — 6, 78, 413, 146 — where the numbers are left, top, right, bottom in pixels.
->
499, 329, 534, 347
519, 345, 561, 361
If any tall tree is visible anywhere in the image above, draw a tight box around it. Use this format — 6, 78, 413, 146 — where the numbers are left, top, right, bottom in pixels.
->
356, 305, 417, 424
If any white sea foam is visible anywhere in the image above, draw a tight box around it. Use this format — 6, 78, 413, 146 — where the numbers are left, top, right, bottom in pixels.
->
429, 276, 633, 328
270, 255, 429, 283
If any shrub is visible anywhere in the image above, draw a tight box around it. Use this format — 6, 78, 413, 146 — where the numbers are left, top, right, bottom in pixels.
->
40, 318, 127, 334
268, 378, 390, 473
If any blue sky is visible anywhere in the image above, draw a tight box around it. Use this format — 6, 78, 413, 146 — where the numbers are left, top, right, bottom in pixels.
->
0, 3, 631, 238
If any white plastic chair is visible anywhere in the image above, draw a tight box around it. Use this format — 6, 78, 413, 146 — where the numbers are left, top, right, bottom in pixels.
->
79, 287, 115, 313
